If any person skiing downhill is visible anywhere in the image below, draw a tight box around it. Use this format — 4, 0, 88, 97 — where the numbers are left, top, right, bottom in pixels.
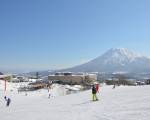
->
4, 96, 11, 107
92, 85, 98, 101
112, 83, 116, 89
48, 85, 52, 98
6, 98, 11, 107
48, 89, 51, 98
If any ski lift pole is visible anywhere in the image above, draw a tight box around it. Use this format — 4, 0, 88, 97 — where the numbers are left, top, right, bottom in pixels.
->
4, 79, 7, 93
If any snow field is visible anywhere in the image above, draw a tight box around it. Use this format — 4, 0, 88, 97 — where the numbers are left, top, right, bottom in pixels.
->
0, 81, 150, 120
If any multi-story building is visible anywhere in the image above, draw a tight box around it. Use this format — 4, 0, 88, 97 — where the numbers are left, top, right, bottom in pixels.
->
48, 72, 97, 85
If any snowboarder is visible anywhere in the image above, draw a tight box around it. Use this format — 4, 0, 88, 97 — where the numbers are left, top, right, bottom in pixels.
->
92, 85, 98, 101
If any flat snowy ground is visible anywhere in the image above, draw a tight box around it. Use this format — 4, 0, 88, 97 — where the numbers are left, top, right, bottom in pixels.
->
0, 82, 150, 120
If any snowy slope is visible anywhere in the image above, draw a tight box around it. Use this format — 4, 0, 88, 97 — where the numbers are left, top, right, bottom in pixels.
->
0, 82, 150, 120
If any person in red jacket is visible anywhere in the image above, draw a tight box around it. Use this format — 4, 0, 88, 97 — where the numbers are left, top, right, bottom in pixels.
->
96, 83, 100, 93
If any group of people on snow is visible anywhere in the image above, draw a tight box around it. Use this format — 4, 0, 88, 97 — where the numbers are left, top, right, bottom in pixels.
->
48, 83, 101, 101
2, 83, 100, 108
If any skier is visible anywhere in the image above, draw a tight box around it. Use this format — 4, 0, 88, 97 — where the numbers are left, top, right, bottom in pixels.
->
48, 89, 51, 98
48, 86, 51, 98
6, 98, 11, 107
92, 85, 98, 101
25, 88, 28, 96
112, 83, 116, 89
4, 96, 11, 107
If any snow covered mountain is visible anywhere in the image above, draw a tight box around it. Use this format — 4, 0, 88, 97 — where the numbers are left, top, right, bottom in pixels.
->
62, 48, 150, 73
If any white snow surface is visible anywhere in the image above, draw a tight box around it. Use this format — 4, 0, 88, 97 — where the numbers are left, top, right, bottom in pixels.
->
0, 81, 150, 120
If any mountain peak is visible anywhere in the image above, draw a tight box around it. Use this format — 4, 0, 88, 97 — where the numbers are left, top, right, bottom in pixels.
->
111, 48, 128, 51
107, 48, 142, 58
59, 48, 150, 73
100, 48, 142, 65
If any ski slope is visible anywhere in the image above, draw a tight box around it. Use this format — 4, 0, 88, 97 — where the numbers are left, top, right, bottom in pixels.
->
0, 82, 150, 120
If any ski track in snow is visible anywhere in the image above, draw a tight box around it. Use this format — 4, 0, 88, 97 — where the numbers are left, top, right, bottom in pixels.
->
0, 83, 150, 120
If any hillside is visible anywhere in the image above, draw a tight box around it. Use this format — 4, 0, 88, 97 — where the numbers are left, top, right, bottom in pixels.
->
0, 82, 150, 120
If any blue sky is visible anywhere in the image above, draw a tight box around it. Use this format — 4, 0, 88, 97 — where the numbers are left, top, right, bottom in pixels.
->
0, 0, 150, 72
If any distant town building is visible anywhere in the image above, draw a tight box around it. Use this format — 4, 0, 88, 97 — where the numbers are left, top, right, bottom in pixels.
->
0, 74, 12, 81
146, 79, 150, 85
48, 72, 97, 85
